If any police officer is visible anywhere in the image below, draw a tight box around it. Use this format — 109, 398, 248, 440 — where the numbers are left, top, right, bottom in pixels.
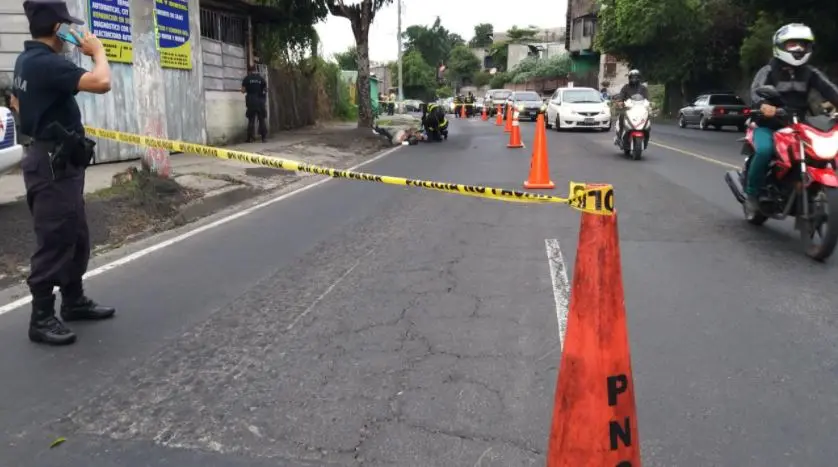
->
15, 0, 116, 346
241, 66, 267, 142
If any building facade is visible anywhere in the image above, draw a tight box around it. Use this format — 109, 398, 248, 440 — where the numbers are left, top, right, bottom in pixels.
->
0, 0, 278, 163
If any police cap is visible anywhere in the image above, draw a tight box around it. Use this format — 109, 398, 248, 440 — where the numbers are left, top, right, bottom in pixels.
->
23, 0, 85, 30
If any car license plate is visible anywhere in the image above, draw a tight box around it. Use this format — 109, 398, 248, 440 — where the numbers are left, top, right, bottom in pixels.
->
584, 117, 594, 123
729, 111, 738, 115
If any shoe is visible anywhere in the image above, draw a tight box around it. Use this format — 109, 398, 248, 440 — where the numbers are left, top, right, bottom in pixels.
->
60, 295, 116, 322
29, 296, 76, 346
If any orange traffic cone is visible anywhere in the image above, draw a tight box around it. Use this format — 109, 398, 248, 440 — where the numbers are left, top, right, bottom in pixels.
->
524, 114, 554, 188
495, 106, 503, 126
546, 208, 641, 467
507, 110, 524, 148
504, 105, 513, 133
481, 106, 488, 121
460, 103, 467, 119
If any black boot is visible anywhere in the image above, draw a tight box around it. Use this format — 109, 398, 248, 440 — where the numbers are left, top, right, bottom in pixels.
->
29, 295, 76, 345
60, 294, 116, 322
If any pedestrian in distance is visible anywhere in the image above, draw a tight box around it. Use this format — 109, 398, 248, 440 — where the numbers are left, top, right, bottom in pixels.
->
14, 0, 116, 346
241, 65, 268, 143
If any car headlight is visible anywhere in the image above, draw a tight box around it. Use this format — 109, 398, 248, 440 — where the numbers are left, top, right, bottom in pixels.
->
517, 104, 524, 111
541, 104, 547, 112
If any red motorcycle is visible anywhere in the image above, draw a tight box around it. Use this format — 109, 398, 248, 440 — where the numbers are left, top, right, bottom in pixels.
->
725, 85, 838, 261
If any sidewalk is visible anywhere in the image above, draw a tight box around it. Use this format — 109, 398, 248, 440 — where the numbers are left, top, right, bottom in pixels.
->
0, 122, 393, 287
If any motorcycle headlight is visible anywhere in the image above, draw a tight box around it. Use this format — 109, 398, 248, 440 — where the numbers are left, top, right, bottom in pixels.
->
517, 104, 524, 111
541, 104, 547, 113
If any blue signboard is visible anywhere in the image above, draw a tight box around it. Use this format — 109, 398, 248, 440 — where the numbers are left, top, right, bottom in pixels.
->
154, 0, 192, 69
89, 0, 132, 63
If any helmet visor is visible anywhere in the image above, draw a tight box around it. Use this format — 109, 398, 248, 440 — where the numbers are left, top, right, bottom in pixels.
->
783, 40, 812, 59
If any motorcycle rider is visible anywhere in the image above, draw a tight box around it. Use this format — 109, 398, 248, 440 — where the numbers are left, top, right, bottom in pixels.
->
745, 23, 838, 214
615, 69, 649, 142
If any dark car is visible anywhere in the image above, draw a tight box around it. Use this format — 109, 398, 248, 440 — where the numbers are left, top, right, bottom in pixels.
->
509, 91, 544, 121
678, 93, 750, 131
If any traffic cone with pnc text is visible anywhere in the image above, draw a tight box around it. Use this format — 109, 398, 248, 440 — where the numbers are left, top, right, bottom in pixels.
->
546, 203, 641, 467
524, 113, 554, 188
482, 105, 488, 121
495, 106, 503, 126
505, 105, 513, 133
460, 103, 467, 119
507, 110, 524, 148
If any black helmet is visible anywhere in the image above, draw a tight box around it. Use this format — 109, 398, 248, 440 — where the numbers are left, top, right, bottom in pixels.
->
628, 69, 641, 85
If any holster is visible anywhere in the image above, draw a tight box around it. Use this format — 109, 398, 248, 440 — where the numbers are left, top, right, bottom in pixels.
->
43, 122, 96, 180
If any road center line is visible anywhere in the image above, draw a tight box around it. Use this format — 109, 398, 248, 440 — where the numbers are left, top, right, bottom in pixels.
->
650, 141, 739, 169
0, 146, 403, 317
545, 239, 570, 350
286, 248, 375, 331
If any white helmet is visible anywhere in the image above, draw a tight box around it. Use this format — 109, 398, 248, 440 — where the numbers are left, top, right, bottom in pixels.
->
773, 23, 815, 67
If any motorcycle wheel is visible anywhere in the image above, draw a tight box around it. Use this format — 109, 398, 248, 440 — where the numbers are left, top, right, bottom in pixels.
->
631, 136, 643, 160
801, 186, 838, 261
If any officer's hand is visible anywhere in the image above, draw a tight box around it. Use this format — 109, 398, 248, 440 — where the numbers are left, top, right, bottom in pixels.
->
760, 103, 777, 118
72, 30, 104, 57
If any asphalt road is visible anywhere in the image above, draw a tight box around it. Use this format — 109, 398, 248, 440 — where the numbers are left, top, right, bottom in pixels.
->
2, 116, 838, 466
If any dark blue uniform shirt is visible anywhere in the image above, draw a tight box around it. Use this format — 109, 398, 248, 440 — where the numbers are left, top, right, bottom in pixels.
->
13, 41, 86, 139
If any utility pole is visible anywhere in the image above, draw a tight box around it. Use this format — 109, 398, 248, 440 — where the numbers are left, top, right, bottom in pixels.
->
397, 0, 403, 102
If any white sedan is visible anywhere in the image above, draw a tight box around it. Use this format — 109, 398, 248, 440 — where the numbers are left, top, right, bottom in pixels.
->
0, 106, 23, 175
545, 87, 611, 131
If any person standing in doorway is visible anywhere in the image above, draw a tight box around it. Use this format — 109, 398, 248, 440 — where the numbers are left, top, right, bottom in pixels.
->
241, 65, 267, 142
15, 0, 116, 346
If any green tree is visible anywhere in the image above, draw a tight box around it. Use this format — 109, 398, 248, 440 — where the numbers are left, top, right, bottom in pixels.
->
469, 23, 494, 48
388, 50, 436, 101
325, 0, 394, 128
333, 46, 358, 70
403, 17, 463, 69
596, 0, 710, 113
505, 25, 539, 42
447, 45, 481, 87
473, 71, 492, 87
489, 72, 509, 89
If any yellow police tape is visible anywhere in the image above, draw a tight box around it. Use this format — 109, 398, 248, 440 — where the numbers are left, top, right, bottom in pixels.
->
84, 126, 615, 215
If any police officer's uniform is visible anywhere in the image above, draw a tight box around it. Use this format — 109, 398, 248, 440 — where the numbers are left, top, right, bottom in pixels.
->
15, 0, 115, 346
241, 70, 267, 142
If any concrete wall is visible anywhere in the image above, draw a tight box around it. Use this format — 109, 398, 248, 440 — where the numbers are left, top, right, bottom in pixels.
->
507, 43, 567, 71
599, 56, 630, 95
0, 2, 28, 89
202, 38, 247, 145
0, 0, 207, 167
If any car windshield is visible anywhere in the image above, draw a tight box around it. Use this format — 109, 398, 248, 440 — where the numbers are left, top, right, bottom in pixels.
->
563, 89, 602, 103
492, 91, 511, 99
515, 92, 540, 101
708, 95, 745, 105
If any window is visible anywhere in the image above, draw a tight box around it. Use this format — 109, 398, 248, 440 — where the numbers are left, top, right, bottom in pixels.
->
604, 54, 617, 64
583, 18, 596, 37
200, 8, 247, 46
604, 63, 616, 78
709, 95, 746, 105
572, 19, 583, 40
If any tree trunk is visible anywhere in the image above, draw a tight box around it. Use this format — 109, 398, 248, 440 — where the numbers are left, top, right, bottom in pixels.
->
355, 37, 373, 128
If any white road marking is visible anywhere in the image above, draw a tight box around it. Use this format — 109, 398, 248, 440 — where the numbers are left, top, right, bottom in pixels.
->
545, 239, 570, 350
285, 248, 375, 331
0, 146, 403, 317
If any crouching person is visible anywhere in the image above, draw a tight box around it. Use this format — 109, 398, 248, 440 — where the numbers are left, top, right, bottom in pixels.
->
421, 103, 449, 142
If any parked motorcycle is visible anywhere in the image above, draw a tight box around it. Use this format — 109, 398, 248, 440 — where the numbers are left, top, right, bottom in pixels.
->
725, 85, 838, 261
614, 93, 652, 160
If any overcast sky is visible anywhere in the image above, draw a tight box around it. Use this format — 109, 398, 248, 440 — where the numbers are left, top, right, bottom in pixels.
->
314, 0, 569, 64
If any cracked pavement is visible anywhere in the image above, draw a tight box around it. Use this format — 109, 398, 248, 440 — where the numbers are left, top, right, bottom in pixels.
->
3, 118, 838, 465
